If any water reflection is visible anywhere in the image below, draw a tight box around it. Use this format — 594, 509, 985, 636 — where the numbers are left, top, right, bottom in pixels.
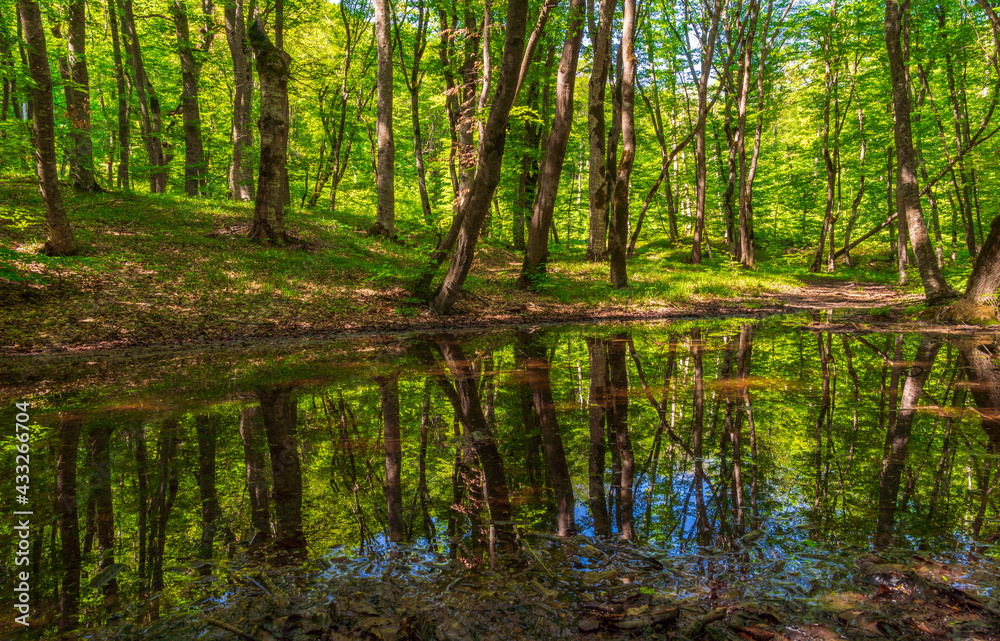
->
2, 323, 999, 637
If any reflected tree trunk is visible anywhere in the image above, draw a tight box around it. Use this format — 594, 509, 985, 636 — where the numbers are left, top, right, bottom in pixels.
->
875, 338, 941, 549
379, 375, 406, 542
150, 418, 179, 594
194, 415, 220, 572
608, 334, 634, 540
240, 406, 271, 546
85, 423, 117, 597
586, 337, 611, 536
56, 413, 82, 633
521, 333, 576, 536
256, 386, 306, 559
958, 340, 1000, 537
692, 329, 711, 544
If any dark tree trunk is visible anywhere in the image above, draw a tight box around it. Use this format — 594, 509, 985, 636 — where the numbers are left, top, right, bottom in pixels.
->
239, 406, 271, 545
379, 375, 406, 542
194, 415, 220, 571
885, 0, 956, 304
248, 15, 292, 243
86, 424, 117, 597
67, 0, 98, 191
226, 0, 255, 199
586, 337, 611, 536
518, 0, 586, 287
608, 334, 633, 540
150, 418, 179, 593
17, 0, 77, 256
875, 339, 940, 549
256, 386, 306, 559
134, 423, 148, 589
56, 414, 82, 632
521, 333, 576, 536
121, 0, 167, 192
946, 215, 1000, 323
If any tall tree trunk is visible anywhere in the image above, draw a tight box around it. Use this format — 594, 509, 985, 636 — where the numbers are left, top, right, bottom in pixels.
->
379, 375, 406, 542
56, 414, 82, 632
428, 0, 534, 314
108, 0, 129, 189
609, 0, 636, 288
67, 0, 98, 191
518, 0, 586, 288
371, 0, 395, 237
226, 0, 255, 199
690, 0, 725, 264
586, 0, 617, 262
248, 15, 292, 243
120, 0, 167, 192
17, 0, 77, 255
171, 0, 212, 197
885, 0, 956, 304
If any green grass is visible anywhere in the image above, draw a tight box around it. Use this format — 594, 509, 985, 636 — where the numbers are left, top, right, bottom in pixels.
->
0, 176, 975, 351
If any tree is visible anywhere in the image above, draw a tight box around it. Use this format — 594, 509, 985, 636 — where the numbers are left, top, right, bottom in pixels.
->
608, 0, 636, 288
18, 0, 77, 256
518, 0, 586, 287
171, 0, 215, 197
225, 0, 255, 200
371, 0, 396, 237
66, 0, 99, 191
248, 10, 292, 243
884, 0, 956, 304
585, 0, 617, 261
945, 214, 1000, 323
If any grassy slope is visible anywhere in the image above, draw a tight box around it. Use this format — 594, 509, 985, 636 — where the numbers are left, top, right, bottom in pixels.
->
0, 177, 975, 352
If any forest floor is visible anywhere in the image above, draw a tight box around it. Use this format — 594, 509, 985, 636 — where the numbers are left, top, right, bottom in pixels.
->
0, 181, 992, 355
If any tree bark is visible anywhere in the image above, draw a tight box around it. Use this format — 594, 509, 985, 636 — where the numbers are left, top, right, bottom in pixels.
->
518, 0, 586, 287
108, 0, 130, 189
226, 0, 255, 199
171, 0, 212, 197
18, 0, 77, 255
86, 424, 117, 596
428, 0, 533, 313
120, 0, 167, 192
67, 0, 99, 191
371, 0, 396, 237
248, 15, 292, 243
885, 0, 956, 304
609, 0, 636, 288
586, 0, 617, 262
945, 214, 1000, 323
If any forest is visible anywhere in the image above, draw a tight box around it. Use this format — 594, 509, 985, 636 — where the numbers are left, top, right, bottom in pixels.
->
1, 0, 1000, 335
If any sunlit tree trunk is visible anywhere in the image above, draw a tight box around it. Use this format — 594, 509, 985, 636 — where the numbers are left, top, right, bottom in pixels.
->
371, 0, 395, 237
171, 0, 213, 197
120, 0, 167, 192
248, 14, 292, 243
226, 0, 255, 199
518, 0, 586, 287
586, 0, 616, 262
885, 0, 956, 304
108, 0, 129, 190
690, 0, 724, 264
609, 0, 636, 288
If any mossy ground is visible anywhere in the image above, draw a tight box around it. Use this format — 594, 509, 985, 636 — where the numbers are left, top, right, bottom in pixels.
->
0, 177, 980, 353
